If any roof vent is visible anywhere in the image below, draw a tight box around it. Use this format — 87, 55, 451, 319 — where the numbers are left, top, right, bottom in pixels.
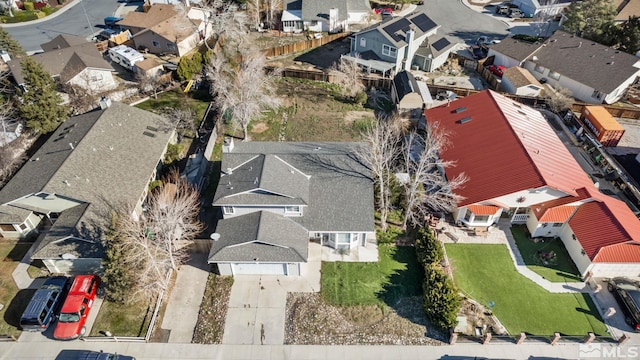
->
254, 177, 259, 185
227, 168, 233, 174
146, 126, 158, 132
63, 180, 70, 187
457, 117, 472, 124
453, 107, 466, 113
143, 131, 156, 138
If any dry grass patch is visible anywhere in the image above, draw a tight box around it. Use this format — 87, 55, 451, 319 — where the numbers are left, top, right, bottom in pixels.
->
0, 243, 32, 338
193, 274, 233, 344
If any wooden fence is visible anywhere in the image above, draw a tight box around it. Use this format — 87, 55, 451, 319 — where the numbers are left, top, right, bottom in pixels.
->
265, 66, 393, 89
262, 33, 349, 58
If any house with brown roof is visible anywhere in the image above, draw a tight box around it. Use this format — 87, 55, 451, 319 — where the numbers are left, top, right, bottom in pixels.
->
117, 3, 205, 57
424, 90, 640, 277
500, 66, 544, 97
6, 35, 117, 93
614, 0, 640, 22
487, 31, 640, 104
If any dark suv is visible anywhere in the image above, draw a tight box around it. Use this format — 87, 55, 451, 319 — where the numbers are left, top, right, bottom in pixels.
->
607, 277, 640, 331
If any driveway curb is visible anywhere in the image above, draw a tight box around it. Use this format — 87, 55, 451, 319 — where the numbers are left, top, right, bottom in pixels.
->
0, 0, 83, 28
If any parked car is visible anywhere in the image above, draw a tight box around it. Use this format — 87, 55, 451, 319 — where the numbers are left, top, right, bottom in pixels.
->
469, 45, 487, 60
56, 350, 135, 360
607, 277, 640, 331
53, 275, 101, 340
477, 36, 501, 45
20, 276, 69, 331
374, 7, 393, 14
488, 65, 506, 77
509, 9, 524, 18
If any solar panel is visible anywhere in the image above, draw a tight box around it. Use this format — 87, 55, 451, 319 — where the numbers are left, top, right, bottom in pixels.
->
411, 13, 436, 33
432, 38, 451, 52
382, 18, 411, 42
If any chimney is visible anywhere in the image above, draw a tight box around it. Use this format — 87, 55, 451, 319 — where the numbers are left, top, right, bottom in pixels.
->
99, 96, 112, 109
403, 28, 416, 71
578, 41, 582, 48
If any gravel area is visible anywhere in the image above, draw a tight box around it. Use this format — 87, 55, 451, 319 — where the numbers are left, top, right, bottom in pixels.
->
285, 293, 448, 345
192, 274, 233, 344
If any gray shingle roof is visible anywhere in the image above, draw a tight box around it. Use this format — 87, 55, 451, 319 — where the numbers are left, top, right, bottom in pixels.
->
532, 31, 640, 93
300, 0, 370, 21
0, 204, 32, 223
488, 37, 540, 62
209, 211, 308, 262
214, 142, 375, 232
393, 70, 419, 100
214, 154, 310, 206
0, 102, 174, 259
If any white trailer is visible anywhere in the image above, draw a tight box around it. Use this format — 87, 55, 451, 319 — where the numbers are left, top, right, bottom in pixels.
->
108, 45, 144, 71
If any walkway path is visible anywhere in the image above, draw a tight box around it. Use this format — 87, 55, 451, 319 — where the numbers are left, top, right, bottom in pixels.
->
440, 219, 590, 293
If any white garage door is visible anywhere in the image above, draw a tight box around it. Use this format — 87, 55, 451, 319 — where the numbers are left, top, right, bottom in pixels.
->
232, 263, 287, 275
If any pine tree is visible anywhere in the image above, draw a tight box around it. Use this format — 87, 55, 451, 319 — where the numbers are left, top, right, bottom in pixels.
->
415, 227, 444, 266
0, 27, 25, 58
423, 265, 461, 330
103, 213, 136, 304
18, 57, 69, 134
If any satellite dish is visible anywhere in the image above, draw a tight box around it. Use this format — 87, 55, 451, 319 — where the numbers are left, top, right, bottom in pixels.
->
210, 233, 221, 241
61, 253, 77, 260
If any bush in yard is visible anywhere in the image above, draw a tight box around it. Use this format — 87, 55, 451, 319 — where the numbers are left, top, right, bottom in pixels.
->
163, 143, 184, 164
23, 2, 34, 11
176, 53, 203, 82
423, 264, 461, 330
415, 227, 443, 266
354, 91, 367, 106
376, 226, 403, 244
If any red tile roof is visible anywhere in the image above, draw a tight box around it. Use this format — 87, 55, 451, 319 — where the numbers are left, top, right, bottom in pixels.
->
424, 90, 593, 206
539, 206, 578, 222
568, 191, 640, 262
467, 204, 500, 216
594, 243, 640, 262
531, 187, 590, 221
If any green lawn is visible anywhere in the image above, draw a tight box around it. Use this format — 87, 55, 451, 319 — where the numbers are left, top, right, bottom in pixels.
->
511, 226, 582, 282
445, 244, 607, 336
0, 243, 33, 338
90, 297, 153, 337
321, 244, 423, 306
135, 88, 211, 131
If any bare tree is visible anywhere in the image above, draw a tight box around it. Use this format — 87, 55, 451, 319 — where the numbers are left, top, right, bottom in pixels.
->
207, 49, 280, 140
546, 86, 574, 113
267, 0, 282, 29
399, 129, 467, 230
109, 170, 203, 300
199, 0, 249, 49
355, 115, 404, 230
136, 72, 166, 100
60, 83, 96, 115
160, 107, 196, 137
329, 55, 366, 99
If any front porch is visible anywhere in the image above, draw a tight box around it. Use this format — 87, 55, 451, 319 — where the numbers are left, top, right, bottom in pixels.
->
320, 241, 379, 262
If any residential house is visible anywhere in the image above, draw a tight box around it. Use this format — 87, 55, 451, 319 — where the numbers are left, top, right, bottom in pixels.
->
6, 35, 117, 93
391, 70, 432, 116
282, 0, 371, 33
116, 3, 205, 57
500, 66, 544, 97
210, 141, 377, 276
614, 0, 640, 23
0, 101, 176, 274
349, 12, 453, 73
135, 58, 165, 77
487, 31, 640, 104
424, 90, 640, 277
510, 0, 572, 17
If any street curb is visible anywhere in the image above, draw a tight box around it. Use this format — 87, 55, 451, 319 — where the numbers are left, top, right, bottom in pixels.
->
458, 0, 512, 28
0, 0, 83, 28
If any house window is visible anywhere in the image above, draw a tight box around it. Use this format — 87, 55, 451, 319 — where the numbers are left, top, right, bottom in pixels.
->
548, 70, 560, 80
310, 20, 318, 26
360, 37, 366, 48
285, 206, 301, 215
152, 41, 160, 47
19, 223, 27, 231
552, 222, 562, 227
527, 85, 540, 91
382, 44, 397, 57
167, 43, 176, 50
91, 74, 103, 81
283, 21, 303, 30
474, 215, 490, 223
223, 206, 235, 215
592, 90, 603, 99
534, 64, 544, 73
0, 224, 16, 231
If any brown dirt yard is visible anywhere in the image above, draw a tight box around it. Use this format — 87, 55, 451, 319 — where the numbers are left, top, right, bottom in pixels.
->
248, 77, 376, 142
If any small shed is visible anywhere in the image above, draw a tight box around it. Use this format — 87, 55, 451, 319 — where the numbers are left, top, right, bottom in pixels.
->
135, 58, 164, 78
500, 66, 543, 97
580, 106, 625, 147
391, 71, 432, 115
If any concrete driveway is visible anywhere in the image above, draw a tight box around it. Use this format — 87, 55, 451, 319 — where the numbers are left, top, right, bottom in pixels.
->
222, 243, 321, 345
591, 279, 640, 343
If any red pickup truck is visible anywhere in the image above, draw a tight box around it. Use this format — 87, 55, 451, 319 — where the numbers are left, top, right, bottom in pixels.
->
53, 275, 101, 340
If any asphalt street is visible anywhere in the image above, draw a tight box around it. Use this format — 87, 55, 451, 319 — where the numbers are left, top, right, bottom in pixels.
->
417, 0, 509, 44
1, 0, 124, 53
